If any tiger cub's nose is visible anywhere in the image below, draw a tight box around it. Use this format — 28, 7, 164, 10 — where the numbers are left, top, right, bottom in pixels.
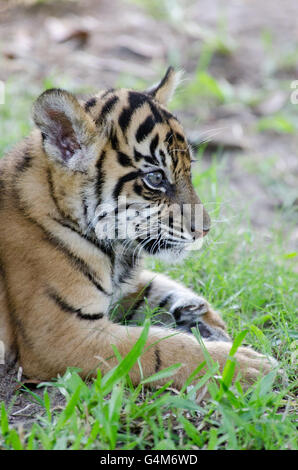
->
191, 224, 210, 239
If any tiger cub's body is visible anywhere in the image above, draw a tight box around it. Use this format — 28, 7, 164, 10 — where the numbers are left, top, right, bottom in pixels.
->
0, 68, 275, 387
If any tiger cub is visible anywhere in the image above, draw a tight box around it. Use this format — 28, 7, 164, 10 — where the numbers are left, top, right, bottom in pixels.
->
0, 68, 276, 388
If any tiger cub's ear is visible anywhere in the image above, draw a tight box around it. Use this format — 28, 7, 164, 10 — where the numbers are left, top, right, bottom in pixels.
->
33, 89, 106, 172
147, 66, 182, 105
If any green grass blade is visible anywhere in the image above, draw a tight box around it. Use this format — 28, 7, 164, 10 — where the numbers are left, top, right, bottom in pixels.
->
141, 363, 182, 385
101, 319, 150, 395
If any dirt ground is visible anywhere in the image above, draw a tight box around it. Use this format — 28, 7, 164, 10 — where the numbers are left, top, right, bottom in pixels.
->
0, 0, 297, 427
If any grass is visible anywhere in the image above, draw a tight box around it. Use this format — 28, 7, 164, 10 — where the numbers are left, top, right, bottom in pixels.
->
0, 69, 297, 449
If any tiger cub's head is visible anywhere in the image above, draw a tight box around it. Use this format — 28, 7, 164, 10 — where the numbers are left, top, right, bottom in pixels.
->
33, 68, 210, 260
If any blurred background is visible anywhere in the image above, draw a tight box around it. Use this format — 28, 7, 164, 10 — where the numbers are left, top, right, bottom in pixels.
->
0, 0, 297, 252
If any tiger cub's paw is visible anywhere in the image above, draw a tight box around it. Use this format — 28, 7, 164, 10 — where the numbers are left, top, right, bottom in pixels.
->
233, 346, 279, 383
206, 341, 280, 386
169, 296, 230, 342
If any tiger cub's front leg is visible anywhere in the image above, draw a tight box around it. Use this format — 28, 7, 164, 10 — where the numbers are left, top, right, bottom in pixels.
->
122, 270, 230, 342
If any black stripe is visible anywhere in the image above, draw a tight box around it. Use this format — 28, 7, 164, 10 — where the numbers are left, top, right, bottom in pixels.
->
134, 148, 143, 161
16, 152, 32, 173
47, 168, 80, 229
96, 95, 119, 126
150, 134, 159, 157
133, 181, 143, 196
118, 92, 147, 135
96, 240, 115, 265
51, 235, 111, 295
165, 131, 173, 146
77, 312, 104, 320
161, 108, 177, 121
118, 107, 133, 135
144, 155, 158, 165
47, 288, 104, 321
176, 132, 185, 143
148, 101, 163, 123
51, 236, 111, 295
140, 193, 156, 201
118, 268, 136, 285
110, 130, 119, 150
158, 294, 172, 309
129, 91, 148, 112
117, 254, 139, 285
136, 115, 155, 143
18, 205, 111, 296
47, 168, 66, 219
133, 150, 159, 167
101, 88, 115, 99
159, 150, 166, 166
117, 152, 133, 167
84, 97, 97, 112
172, 305, 186, 321
95, 151, 106, 201
112, 171, 140, 200
49, 213, 115, 266
155, 347, 162, 373
52, 216, 82, 234
172, 153, 179, 170
13, 176, 112, 297
124, 283, 152, 322
82, 197, 88, 224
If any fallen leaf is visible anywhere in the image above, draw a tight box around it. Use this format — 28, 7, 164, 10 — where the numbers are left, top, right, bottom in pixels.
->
46, 17, 90, 47
111, 35, 165, 60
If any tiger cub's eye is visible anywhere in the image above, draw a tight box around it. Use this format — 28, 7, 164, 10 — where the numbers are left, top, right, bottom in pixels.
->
144, 171, 164, 188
